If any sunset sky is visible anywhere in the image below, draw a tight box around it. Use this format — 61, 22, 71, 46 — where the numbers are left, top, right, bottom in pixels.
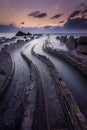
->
0, 0, 87, 33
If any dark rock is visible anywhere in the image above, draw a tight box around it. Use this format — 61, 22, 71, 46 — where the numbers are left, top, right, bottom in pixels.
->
75, 36, 87, 54
0, 51, 13, 98
67, 36, 77, 50
16, 31, 31, 36
76, 45, 87, 55
56, 36, 60, 40
0, 69, 6, 75
60, 36, 67, 43
78, 36, 87, 45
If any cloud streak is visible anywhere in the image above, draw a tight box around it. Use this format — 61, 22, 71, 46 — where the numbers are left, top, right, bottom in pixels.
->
76, 3, 86, 9
28, 11, 47, 18
51, 14, 63, 19
82, 9, 87, 15
21, 22, 25, 25
64, 17, 87, 30
69, 10, 81, 19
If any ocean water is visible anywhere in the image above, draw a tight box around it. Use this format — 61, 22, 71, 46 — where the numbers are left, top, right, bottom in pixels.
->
49, 35, 68, 51
0, 33, 16, 38
51, 33, 87, 38
0, 32, 87, 38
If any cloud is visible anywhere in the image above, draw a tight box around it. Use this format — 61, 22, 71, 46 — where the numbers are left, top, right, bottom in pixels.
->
21, 22, 25, 25
82, 9, 87, 15
40, 25, 64, 33
51, 14, 63, 19
59, 21, 64, 23
42, 26, 52, 29
76, 2, 87, 15
76, 3, 86, 9
20, 25, 63, 34
84, 5, 87, 9
69, 10, 81, 19
64, 17, 87, 30
28, 11, 47, 18
0, 22, 87, 33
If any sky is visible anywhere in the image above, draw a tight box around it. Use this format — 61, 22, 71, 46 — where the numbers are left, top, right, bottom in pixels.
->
0, 0, 87, 33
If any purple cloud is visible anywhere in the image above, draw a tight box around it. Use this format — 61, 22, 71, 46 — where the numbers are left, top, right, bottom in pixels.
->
69, 10, 81, 19
82, 9, 87, 14
64, 17, 87, 30
51, 14, 63, 19
28, 11, 47, 18
76, 3, 86, 9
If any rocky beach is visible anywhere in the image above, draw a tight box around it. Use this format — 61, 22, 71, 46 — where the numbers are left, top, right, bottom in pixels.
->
0, 32, 87, 130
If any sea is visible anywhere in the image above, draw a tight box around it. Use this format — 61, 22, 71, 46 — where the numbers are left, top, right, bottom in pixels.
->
0, 32, 87, 38
0, 33, 16, 38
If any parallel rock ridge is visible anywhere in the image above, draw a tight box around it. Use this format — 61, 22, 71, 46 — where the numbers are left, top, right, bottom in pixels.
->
32, 45, 87, 130
0, 50, 14, 99
44, 39, 87, 77
21, 53, 48, 130
0, 33, 87, 130
21, 52, 70, 130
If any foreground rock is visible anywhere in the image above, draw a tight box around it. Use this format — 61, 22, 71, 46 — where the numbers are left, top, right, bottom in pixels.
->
0, 37, 6, 44
60, 36, 68, 43
44, 39, 87, 77
32, 46, 87, 130
67, 36, 77, 50
22, 50, 72, 130
76, 36, 87, 54
21, 53, 47, 130
63, 36, 87, 54
0, 37, 16, 45
0, 50, 14, 99
0, 39, 31, 130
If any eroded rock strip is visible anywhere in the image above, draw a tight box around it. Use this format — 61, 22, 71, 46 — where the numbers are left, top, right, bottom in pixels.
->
44, 40, 87, 77
21, 53, 48, 130
23, 45, 73, 130
32, 46, 87, 130
0, 50, 30, 130
0, 51, 14, 99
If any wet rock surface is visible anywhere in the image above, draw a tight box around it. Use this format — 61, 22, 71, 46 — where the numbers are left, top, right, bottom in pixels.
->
0, 34, 87, 130
0, 50, 13, 98
32, 46, 87, 130
21, 54, 48, 130
67, 36, 77, 50
22, 48, 71, 130
0, 37, 30, 130
44, 39, 87, 77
